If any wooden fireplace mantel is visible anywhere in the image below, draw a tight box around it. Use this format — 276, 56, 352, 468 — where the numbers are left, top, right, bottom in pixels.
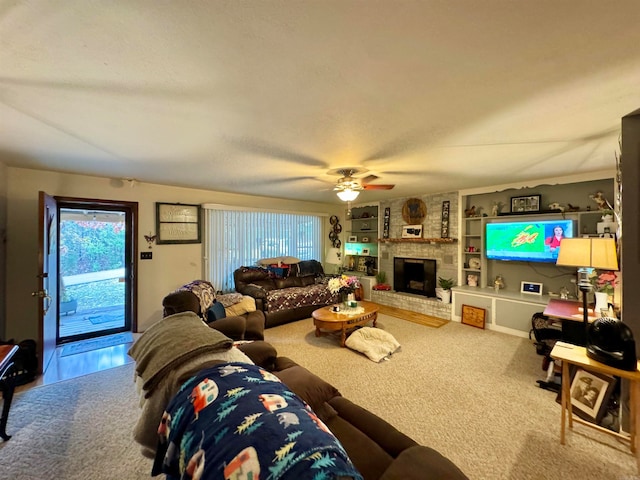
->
378, 238, 457, 244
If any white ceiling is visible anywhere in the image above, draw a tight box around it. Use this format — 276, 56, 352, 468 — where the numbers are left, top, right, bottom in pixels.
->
2, 1, 639, 204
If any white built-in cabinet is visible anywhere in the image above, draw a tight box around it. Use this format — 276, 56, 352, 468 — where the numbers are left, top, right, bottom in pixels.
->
454, 173, 615, 336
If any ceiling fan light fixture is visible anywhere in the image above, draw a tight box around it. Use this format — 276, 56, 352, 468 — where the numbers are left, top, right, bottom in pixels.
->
337, 189, 360, 201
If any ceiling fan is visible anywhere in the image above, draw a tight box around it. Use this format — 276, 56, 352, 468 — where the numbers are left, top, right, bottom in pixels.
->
332, 168, 395, 201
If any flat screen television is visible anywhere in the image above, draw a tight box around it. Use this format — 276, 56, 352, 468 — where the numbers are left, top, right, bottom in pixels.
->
485, 219, 575, 263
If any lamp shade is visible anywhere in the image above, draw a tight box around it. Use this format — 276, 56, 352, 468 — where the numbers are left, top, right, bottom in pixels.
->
556, 237, 619, 270
325, 247, 342, 265
337, 189, 360, 201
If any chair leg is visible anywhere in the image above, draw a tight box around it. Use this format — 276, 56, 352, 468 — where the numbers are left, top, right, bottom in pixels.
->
545, 358, 556, 382
0, 363, 17, 441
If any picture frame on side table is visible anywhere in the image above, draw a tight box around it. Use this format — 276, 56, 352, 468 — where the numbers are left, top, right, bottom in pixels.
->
347, 235, 358, 243
156, 203, 201, 244
511, 194, 541, 213
362, 248, 370, 255
461, 304, 486, 329
560, 367, 617, 425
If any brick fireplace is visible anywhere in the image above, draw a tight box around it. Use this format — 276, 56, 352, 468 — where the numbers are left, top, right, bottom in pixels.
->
370, 191, 458, 320
393, 257, 436, 297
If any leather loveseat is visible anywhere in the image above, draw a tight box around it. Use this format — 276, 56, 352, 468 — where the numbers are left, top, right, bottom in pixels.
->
234, 260, 339, 328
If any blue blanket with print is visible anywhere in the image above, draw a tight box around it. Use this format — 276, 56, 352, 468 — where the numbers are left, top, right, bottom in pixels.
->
152, 362, 362, 480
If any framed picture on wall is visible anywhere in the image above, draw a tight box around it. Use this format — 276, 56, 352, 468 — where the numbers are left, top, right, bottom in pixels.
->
156, 203, 201, 244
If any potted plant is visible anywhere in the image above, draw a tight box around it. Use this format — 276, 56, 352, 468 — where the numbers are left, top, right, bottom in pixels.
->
436, 277, 454, 303
60, 287, 78, 316
373, 271, 391, 290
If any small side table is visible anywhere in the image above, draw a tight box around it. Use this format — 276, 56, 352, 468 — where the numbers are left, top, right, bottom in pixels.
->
0, 344, 19, 441
550, 342, 640, 458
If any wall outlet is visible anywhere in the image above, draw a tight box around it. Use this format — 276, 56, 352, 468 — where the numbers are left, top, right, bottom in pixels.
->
141, 252, 152, 260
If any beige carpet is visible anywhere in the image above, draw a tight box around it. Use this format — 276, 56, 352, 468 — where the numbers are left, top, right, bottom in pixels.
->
264, 314, 637, 480
1, 313, 637, 479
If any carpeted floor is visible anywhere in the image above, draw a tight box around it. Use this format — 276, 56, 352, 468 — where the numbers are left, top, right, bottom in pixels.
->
2, 314, 637, 479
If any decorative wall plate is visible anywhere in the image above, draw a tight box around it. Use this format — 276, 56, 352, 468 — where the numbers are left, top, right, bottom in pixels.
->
332, 239, 341, 248
333, 223, 342, 233
402, 198, 427, 224
330, 215, 339, 225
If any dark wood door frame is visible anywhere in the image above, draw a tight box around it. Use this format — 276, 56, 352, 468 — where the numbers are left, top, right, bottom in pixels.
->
54, 196, 138, 338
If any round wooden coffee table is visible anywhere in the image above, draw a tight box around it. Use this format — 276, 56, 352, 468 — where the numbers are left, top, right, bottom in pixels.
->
312, 300, 379, 347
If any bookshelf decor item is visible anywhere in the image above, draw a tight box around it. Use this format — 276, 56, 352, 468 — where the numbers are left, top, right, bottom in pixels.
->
156, 203, 201, 244
510, 194, 541, 213
401, 225, 423, 238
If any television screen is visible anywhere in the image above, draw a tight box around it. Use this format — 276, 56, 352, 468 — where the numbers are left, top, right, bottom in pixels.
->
485, 219, 575, 263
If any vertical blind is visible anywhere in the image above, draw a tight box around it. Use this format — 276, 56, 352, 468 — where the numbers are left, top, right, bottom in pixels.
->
203, 206, 323, 292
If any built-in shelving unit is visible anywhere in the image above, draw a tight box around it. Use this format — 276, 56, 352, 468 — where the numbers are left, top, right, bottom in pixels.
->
455, 174, 615, 337
345, 204, 379, 275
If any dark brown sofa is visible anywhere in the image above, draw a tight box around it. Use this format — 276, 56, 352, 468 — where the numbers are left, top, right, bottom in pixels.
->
234, 260, 339, 328
262, 352, 468, 480
153, 292, 468, 480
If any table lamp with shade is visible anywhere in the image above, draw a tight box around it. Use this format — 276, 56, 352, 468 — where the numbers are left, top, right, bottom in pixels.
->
555, 237, 619, 345
325, 247, 343, 275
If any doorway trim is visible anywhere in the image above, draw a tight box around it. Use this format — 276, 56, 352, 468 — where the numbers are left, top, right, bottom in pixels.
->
55, 197, 138, 342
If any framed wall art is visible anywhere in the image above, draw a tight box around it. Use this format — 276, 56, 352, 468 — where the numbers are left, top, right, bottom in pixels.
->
461, 304, 486, 329
510, 194, 541, 213
441, 200, 450, 238
156, 203, 202, 244
383, 207, 390, 239
401, 224, 423, 238
402, 198, 427, 224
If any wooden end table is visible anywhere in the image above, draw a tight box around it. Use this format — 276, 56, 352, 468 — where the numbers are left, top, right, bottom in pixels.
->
550, 342, 640, 460
312, 300, 379, 347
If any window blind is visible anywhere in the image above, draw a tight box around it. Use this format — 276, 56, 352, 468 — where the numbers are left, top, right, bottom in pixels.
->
203, 208, 323, 292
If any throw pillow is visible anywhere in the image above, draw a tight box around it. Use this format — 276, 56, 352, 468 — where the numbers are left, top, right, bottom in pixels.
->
206, 301, 227, 323
225, 295, 257, 316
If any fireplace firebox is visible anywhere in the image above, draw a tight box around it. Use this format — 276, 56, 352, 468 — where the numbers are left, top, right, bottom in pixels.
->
393, 257, 436, 297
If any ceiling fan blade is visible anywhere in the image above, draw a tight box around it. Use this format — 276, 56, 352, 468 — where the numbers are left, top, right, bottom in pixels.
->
360, 174, 379, 185
363, 184, 395, 190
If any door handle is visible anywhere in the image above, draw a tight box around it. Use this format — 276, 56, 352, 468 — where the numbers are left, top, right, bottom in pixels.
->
31, 290, 52, 314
